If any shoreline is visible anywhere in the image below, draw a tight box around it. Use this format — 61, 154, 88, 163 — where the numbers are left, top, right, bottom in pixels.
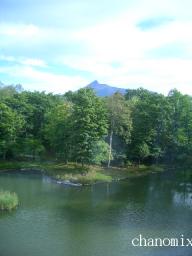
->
0, 161, 165, 186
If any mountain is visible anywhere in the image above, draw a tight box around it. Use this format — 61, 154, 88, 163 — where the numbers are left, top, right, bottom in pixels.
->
0, 81, 5, 87
86, 80, 127, 97
0, 81, 23, 92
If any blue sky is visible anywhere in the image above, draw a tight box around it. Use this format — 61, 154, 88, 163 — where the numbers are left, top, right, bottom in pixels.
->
0, 0, 192, 94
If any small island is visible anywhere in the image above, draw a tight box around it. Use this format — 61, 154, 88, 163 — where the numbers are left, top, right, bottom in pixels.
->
0, 191, 19, 211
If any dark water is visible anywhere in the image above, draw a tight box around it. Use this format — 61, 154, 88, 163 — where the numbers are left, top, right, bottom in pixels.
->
0, 170, 192, 256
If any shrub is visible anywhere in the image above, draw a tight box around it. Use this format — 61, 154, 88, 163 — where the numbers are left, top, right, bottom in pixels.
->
0, 190, 19, 211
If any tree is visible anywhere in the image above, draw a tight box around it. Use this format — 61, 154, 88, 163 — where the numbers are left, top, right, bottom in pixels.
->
126, 89, 169, 164
0, 102, 24, 159
71, 88, 108, 165
44, 102, 72, 162
91, 140, 109, 165
106, 93, 132, 167
21, 138, 45, 160
165, 89, 192, 162
136, 142, 150, 165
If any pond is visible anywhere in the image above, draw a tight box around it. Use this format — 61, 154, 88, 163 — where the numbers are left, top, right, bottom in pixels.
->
0, 169, 192, 256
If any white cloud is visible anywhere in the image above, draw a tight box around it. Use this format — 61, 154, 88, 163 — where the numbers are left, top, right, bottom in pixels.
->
1, 0, 192, 95
0, 55, 47, 68
60, 56, 192, 95
0, 23, 40, 38
60, 10, 192, 95
0, 55, 16, 62
20, 58, 47, 67
0, 65, 88, 93
72, 14, 192, 61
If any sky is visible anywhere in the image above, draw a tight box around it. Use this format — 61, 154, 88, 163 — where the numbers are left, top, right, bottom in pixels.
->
0, 0, 192, 95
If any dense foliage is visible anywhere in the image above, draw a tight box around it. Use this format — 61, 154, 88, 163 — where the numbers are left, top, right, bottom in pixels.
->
0, 84, 192, 166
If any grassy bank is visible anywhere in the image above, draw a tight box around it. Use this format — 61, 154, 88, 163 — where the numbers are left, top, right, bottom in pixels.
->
0, 161, 164, 185
43, 163, 113, 185
41, 162, 164, 185
0, 190, 19, 211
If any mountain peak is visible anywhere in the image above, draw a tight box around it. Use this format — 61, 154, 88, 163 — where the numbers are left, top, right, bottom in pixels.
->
90, 80, 99, 85
87, 80, 100, 87
86, 81, 127, 97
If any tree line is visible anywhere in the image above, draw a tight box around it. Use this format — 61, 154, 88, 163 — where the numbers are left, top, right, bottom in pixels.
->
0, 84, 192, 166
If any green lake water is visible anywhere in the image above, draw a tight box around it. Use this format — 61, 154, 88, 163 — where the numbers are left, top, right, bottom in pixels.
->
0, 170, 192, 256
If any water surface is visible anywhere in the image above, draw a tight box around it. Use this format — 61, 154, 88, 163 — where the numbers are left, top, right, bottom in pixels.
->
0, 170, 192, 256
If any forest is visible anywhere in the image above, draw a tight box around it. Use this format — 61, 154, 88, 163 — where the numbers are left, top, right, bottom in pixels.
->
0, 84, 192, 167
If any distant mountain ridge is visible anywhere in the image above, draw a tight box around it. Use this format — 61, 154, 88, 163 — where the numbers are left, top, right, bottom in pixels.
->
0, 81, 5, 87
0, 79, 127, 96
0, 80, 23, 92
86, 80, 127, 96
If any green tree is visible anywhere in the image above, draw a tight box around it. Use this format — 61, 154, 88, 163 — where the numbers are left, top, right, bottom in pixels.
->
91, 140, 109, 165
71, 88, 108, 165
44, 102, 72, 162
0, 102, 24, 159
126, 88, 169, 164
166, 89, 192, 163
106, 93, 132, 167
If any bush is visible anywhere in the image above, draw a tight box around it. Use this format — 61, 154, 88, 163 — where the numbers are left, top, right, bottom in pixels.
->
0, 191, 19, 211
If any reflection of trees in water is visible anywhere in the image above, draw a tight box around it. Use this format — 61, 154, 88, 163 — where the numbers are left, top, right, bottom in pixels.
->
59, 170, 192, 231
173, 190, 192, 208
172, 169, 192, 208
142, 169, 192, 231
144, 169, 192, 208
0, 210, 15, 220
59, 176, 151, 227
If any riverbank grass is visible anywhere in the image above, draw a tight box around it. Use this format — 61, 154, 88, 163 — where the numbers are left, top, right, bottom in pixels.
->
43, 163, 113, 185
0, 191, 19, 211
43, 162, 163, 185
56, 170, 113, 185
